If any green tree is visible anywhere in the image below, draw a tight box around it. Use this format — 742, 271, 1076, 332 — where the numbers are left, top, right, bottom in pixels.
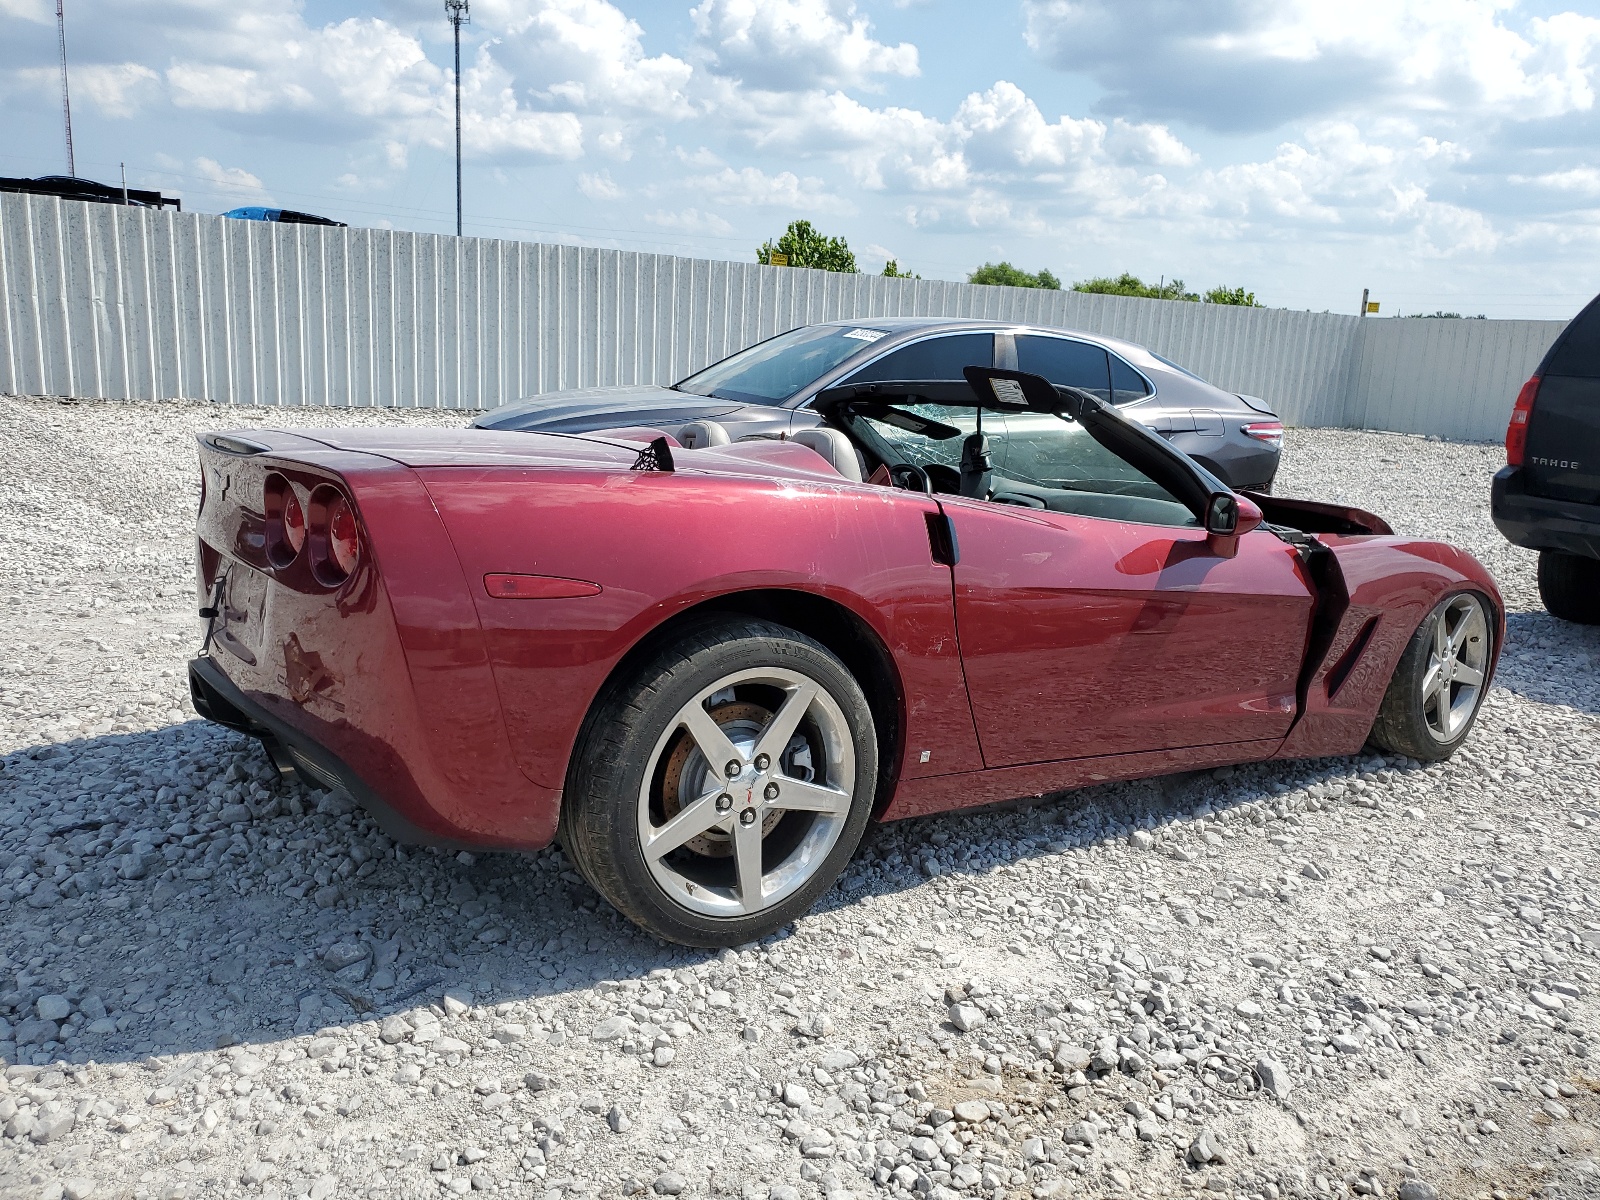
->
757, 220, 857, 273
1073, 272, 1198, 301
1203, 285, 1261, 307
882, 259, 919, 278
968, 262, 1060, 289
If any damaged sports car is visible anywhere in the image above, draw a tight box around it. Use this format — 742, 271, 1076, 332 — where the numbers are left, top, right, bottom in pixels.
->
189, 367, 1502, 946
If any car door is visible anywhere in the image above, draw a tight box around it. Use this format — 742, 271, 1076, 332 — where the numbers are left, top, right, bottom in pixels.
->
943, 408, 1316, 768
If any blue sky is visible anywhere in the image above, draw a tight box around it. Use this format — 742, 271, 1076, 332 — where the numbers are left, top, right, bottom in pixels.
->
3, 0, 1598, 317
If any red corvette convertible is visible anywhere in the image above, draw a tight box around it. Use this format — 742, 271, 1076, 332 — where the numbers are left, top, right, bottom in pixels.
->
189, 368, 1501, 946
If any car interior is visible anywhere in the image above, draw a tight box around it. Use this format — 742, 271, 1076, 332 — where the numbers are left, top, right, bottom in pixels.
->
662, 394, 1199, 529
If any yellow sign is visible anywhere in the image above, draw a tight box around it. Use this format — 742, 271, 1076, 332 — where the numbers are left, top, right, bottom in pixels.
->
768, 253, 789, 267
1366, 301, 1380, 313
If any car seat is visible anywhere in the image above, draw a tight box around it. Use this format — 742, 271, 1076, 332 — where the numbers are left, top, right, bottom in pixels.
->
793, 428, 866, 482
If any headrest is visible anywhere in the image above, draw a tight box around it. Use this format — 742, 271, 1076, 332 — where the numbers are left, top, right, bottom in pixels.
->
677, 419, 732, 449
792, 427, 865, 483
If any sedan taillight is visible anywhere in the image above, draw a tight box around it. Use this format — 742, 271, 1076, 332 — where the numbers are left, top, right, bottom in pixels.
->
1506, 375, 1540, 466
1242, 420, 1284, 451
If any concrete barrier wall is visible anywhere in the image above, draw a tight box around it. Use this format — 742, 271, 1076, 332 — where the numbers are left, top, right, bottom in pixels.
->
0, 193, 1567, 440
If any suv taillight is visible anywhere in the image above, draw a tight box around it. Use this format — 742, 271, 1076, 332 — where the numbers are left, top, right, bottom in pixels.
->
1507, 375, 1540, 466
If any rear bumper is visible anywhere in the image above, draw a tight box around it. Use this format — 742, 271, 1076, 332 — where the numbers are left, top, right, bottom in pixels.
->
189, 655, 483, 850
1174, 431, 1279, 491
1491, 466, 1600, 559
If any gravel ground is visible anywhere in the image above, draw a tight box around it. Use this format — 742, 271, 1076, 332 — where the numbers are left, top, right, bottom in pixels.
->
1, 396, 1597, 1200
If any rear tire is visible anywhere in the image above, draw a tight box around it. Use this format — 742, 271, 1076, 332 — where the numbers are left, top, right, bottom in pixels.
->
1368, 591, 1493, 762
1537, 551, 1600, 625
560, 617, 878, 947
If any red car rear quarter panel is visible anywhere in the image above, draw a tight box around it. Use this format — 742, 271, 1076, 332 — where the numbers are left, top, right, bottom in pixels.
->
198, 446, 555, 849
419, 466, 984, 795
1277, 536, 1505, 759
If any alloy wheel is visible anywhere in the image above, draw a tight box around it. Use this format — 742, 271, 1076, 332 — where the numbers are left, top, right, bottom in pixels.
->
636, 667, 856, 918
1421, 593, 1490, 742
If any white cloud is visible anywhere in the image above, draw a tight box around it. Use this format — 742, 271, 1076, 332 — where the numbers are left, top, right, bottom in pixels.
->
679, 166, 851, 213
164, 15, 444, 124
692, 0, 918, 91
578, 170, 622, 199
3, 0, 1597, 314
1511, 167, 1600, 197
0, 0, 50, 23
482, 0, 693, 116
1023, 0, 1600, 133
75, 63, 162, 116
194, 156, 268, 202
645, 207, 736, 236
460, 48, 585, 159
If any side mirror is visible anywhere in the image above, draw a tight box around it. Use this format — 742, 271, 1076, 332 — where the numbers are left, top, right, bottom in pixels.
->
1205, 493, 1238, 535
1205, 492, 1262, 556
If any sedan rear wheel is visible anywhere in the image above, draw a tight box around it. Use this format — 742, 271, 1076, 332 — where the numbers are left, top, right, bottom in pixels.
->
1368, 591, 1493, 761
561, 618, 877, 947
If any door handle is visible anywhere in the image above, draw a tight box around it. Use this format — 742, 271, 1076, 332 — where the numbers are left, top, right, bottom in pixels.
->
925, 511, 959, 566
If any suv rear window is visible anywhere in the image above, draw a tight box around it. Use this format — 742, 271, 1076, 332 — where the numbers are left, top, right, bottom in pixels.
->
1543, 294, 1600, 379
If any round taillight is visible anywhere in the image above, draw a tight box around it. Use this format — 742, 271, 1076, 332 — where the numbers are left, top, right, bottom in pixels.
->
282, 488, 306, 554
327, 495, 361, 576
264, 473, 307, 568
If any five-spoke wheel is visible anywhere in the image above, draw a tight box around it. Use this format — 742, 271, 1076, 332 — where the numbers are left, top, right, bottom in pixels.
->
639, 667, 856, 918
1370, 591, 1494, 761
560, 618, 878, 946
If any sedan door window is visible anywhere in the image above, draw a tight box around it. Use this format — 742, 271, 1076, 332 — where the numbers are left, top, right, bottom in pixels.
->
845, 333, 995, 384
1111, 355, 1151, 404
1015, 335, 1111, 402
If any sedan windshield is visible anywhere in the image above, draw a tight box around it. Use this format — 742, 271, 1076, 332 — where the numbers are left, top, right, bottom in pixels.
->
675, 325, 882, 405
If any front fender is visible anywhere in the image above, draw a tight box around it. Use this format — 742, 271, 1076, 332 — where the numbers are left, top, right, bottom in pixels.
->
1276, 535, 1504, 760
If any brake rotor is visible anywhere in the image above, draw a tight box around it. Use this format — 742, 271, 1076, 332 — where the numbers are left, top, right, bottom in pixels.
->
660, 701, 785, 858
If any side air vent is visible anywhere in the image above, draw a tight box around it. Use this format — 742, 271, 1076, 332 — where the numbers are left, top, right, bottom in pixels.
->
1326, 616, 1379, 701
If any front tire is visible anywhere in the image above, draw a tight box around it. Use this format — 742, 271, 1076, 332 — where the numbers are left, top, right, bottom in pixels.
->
1538, 551, 1600, 625
560, 618, 878, 947
1368, 591, 1493, 762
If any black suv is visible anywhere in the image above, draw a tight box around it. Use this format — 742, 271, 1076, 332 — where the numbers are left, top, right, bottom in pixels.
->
1492, 291, 1600, 623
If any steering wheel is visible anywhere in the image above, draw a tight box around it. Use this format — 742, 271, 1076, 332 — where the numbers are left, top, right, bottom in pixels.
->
890, 464, 932, 494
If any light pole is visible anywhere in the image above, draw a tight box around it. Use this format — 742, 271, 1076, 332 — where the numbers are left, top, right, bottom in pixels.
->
56, 0, 75, 175
445, 0, 469, 237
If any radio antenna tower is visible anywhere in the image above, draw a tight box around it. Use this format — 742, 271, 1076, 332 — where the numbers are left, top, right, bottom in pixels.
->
444, 0, 469, 237
56, 0, 76, 175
